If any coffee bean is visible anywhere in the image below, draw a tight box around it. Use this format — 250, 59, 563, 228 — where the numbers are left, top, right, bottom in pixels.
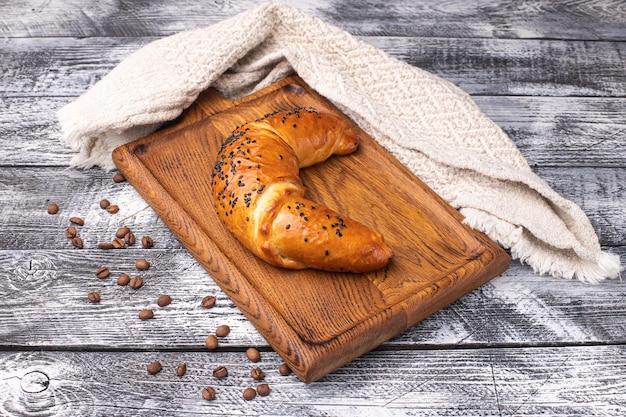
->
201, 295, 216, 309
201, 386, 216, 401
87, 292, 100, 303
212, 365, 228, 379
69, 216, 84, 226
215, 324, 230, 337
95, 266, 110, 279
106, 204, 119, 214
139, 309, 154, 320
141, 235, 154, 249
129, 276, 143, 289
146, 361, 162, 375
116, 227, 130, 238
176, 363, 187, 377
65, 226, 77, 238
242, 387, 256, 401
71, 237, 83, 249
117, 273, 131, 286
278, 363, 292, 376
99, 199, 110, 209
47, 203, 59, 214
246, 347, 261, 362
98, 242, 114, 250
157, 294, 171, 307
256, 383, 271, 397
111, 237, 125, 249
250, 367, 265, 381
135, 259, 150, 270
124, 232, 136, 246
113, 173, 126, 183
205, 335, 218, 350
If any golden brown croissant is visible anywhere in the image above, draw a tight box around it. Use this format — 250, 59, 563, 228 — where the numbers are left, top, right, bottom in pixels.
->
211, 107, 393, 272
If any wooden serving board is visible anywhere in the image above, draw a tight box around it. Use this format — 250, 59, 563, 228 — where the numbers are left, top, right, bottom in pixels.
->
112, 75, 510, 383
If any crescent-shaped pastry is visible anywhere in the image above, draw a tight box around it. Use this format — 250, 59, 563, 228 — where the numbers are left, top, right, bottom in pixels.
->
211, 107, 393, 272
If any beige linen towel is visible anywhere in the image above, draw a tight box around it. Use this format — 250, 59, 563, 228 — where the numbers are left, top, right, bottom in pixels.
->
57, 2, 621, 283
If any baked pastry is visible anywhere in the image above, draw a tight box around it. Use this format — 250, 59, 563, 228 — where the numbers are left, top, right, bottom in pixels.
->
211, 107, 393, 272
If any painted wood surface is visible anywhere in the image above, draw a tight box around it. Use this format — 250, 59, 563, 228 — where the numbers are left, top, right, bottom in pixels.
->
0, 0, 624, 415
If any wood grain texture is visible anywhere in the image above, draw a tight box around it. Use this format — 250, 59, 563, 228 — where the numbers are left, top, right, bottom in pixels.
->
1, 0, 625, 40
2, 36, 625, 98
3, 96, 625, 168
1, 167, 623, 248
0, 346, 624, 417
1, 0, 624, 414
1, 247, 624, 350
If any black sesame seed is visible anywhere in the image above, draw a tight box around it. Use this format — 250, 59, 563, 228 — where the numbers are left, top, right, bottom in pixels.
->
286, 224, 291, 230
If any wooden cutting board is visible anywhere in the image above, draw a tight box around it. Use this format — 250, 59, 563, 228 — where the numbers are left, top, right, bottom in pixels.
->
112, 75, 510, 383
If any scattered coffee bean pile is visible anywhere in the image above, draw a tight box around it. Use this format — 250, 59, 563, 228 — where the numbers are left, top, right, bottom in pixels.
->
47, 171, 294, 403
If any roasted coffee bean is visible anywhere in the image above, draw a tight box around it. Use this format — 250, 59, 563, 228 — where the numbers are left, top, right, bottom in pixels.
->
146, 361, 162, 375
95, 266, 110, 279
87, 292, 100, 303
116, 227, 130, 238
250, 367, 265, 381
215, 324, 230, 337
117, 273, 131, 286
65, 226, 77, 238
256, 383, 271, 397
47, 203, 59, 214
135, 258, 150, 271
246, 347, 261, 362
139, 309, 154, 320
124, 232, 136, 246
99, 199, 110, 209
242, 387, 256, 401
141, 235, 154, 249
157, 294, 171, 307
113, 173, 126, 183
106, 204, 119, 214
278, 363, 292, 376
201, 295, 216, 309
98, 242, 114, 250
205, 335, 218, 350
129, 276, 143, 289
111, 237, 125, 249
212, 366, 228, 379
201, 386, 216, 401
71, 237, 83, 249
69, 216, 84, 226
176, 363, 187, 377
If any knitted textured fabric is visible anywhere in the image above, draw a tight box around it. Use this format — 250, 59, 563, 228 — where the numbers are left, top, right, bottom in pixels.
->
57, 2, 621, 283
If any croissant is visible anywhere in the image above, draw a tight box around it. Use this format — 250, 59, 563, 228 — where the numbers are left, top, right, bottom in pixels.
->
211, 107, 393, 273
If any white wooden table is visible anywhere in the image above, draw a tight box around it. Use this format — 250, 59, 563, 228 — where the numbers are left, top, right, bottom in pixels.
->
1, 1, 624, 416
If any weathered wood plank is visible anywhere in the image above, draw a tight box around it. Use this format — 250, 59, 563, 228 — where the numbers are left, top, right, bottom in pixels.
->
0, 346, 624, 416
474, 96, 626, 168
2, 96, 625, 168
1, 245, 623, 349
2, 36, 625, 98
1, 0, 625, 41
366, 36, 626, 97
1, 167, 623, 248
